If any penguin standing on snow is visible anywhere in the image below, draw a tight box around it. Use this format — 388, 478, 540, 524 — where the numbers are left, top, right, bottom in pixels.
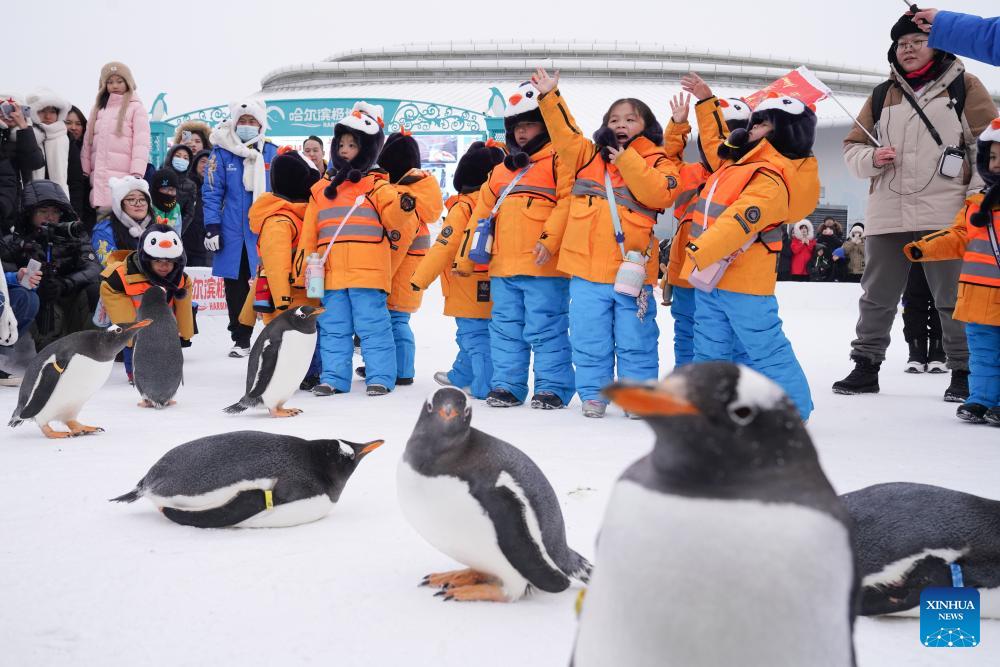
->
133, 286, 183, 409
397, 387, 592, 602
223, 306, 324, 417
572, 362, 857, 667
8, 322, 152, 438
842, 482, 1000, 618
111, 430, 383, 528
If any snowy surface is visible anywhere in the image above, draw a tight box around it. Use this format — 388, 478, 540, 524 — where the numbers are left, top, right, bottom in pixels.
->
1, 282, 997, 666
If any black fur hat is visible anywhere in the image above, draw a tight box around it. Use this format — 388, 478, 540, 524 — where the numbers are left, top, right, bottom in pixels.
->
453, 140, 506, 193
502, 82, 549, 170
890, 13, 923, 42
325, 102, 386, 198
971, 120, 1000, 227
136, 224, 187, 300
271, 147, 320, 203
377, 130, 421, 183
719, 94, 817, 162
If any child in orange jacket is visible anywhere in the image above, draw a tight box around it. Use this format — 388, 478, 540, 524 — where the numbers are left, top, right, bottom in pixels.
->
905, 120, 1000, 425
456, 82, 576, 410
411, 141, 506, 398
295, 102, 418, 397
531, 68, 680, 418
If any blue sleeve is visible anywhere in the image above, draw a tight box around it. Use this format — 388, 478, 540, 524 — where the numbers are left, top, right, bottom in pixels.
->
929, 11, 1000, 66
5, 271, 17, 286
91, 221, 117, 268
201, 148, 225, 230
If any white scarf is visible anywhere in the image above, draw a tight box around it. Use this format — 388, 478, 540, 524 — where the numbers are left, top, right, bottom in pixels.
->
31, 122, 70, 196
209, 120, 267, 201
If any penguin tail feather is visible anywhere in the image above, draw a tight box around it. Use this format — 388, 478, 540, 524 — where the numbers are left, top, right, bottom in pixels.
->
568, 551, 593, 585
223, 399, 252, 414
8, 416, 23, 428
110, 488, 141, 503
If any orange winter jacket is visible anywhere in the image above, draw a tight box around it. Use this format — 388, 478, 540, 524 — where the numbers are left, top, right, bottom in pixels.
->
411, 192, 492, 319
295, 175, 418, 293
680, 140, 820, 296
387, 169, 445, 313
537, 88, 679, 285
456, 143, 572, 278
906, 193, 1000, 326
100, 252, 195, 344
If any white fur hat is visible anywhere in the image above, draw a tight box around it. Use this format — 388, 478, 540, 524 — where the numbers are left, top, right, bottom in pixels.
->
793, 219, 815, 239
25, 88, 70, 124
110, 175, 151, 235
338, 101, 385, 136
229, 99, 268, 133
849, 223, 865, 238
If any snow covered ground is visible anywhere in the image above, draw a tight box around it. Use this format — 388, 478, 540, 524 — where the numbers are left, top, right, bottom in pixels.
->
1, 282, 997, 666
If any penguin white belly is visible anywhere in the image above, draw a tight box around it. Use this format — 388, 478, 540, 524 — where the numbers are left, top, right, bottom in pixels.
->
34, 356, 113, 425
147, 478, 276, 511
574, 481, 854, 667
236, 494, 334, 528
397, 461, 529, 598
259, 331, 315, 409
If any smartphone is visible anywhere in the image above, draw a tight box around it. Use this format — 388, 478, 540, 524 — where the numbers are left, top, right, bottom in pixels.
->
20, 258, 42, 288
939, 146, 964, 179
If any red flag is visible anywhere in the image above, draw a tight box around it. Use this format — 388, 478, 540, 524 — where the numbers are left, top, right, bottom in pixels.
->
744, 66, 832, 110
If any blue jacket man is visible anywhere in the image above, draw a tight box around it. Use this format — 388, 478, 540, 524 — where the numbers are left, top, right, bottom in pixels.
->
924, 10, 1000, 66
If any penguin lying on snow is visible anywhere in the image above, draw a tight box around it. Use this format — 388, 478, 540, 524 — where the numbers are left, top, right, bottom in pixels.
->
572, 362, 857, 667
843, 482, 1000, 618
398, 387, 591, 602
224, 306, 324, 418
133, 286, 183, 409
9, 321, 152, 438
111, 430, 383, 528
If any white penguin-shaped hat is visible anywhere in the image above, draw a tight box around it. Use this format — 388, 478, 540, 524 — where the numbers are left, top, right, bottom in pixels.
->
338, 101, 385, 136
141, 228, 183, 260
719, 98, 752, 124
504, 81, 540, 119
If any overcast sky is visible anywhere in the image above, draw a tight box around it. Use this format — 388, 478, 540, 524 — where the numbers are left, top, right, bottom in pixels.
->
6, 0, 999, 118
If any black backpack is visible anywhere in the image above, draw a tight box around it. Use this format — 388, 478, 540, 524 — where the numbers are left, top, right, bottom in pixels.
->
870, 75, 967, 132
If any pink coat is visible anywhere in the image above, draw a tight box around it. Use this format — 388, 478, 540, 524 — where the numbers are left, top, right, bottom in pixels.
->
82, 94, 151, 208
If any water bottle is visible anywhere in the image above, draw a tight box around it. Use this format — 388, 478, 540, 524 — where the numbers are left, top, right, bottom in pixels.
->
253, 274, 275, 313
468, 217, 494, 265
614, 251, 647, 297
305, 253, 325, 299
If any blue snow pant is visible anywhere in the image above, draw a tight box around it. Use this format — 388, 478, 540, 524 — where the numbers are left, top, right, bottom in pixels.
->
569, 277, 659, 402
307, 339, 322, 378
966, 323, 1000, 408
671, 285, 695, 369
319, 288, 396, 392
693, 288, 813, 420
390, 309, 415, 380
490, 276, 575, 404
124, 346, 133, 376
448, 317, 493, 399
5, 284, 40, 335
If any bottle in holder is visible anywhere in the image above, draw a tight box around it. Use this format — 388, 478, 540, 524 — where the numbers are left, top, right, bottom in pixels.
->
468, 217, 494, 265
253, 273, 275, 313
614, 250, 647, 297
305, 253, 325, 299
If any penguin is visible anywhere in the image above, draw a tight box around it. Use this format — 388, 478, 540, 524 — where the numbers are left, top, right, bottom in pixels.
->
397, 387, 592, 602
841, 482, 1000, 618
133, 286, 183, 409
223, 305, 324, 418
111, 430, 383, 528
572, 362, 858, 667
8, 321, 153, 438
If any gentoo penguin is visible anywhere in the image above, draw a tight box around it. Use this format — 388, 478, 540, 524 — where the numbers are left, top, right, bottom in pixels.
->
8, 321, 152, 439
842, 482, 1000, 618
397, 387, 591, 602
133, 286, 183, 409
572, 362, 857, 667
111, 430, 383, 528
223, 305, 324, 418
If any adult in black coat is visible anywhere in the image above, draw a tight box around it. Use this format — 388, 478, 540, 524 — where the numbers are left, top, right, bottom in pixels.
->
0, 101, 45, 233
65, 106, 96, 233
184, 149, 212, 267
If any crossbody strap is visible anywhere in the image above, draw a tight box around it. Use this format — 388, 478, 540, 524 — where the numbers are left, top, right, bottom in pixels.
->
491, 164, 533, 216
319, 194, 367, 263
986, 219, 1000, 271
603, 171, 629, 260
897, 84, 944, 147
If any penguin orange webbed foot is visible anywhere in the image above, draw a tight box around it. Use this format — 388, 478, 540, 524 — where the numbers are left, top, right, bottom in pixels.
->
67, 421, 104, 436
441, 583, 510, 603
269, 407, 303, 418
138, 400, 154, 408
41, 425, 72, 439
421, 568, 496, 589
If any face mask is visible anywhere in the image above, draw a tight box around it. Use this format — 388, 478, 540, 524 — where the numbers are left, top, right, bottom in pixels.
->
171, 157, 190, 172
236, 125, 259, 142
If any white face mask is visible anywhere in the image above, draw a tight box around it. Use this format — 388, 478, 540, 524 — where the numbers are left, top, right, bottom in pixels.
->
235, 124, 259, 142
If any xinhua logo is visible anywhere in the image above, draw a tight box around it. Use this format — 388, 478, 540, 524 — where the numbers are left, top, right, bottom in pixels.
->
920, 586, 980, 648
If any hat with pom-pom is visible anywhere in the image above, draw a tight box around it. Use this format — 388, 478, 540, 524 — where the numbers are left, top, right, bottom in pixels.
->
453, 139, 506, 193
325, 101, 385, 198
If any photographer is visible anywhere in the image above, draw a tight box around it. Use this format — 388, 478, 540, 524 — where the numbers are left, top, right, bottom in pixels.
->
0, 179, 100, 349
0, 97, 46, 232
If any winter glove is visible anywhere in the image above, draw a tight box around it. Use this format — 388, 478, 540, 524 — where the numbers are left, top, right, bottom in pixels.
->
204, 226, 222, 252
904, 242, 922, 261
180, 338, 192, 348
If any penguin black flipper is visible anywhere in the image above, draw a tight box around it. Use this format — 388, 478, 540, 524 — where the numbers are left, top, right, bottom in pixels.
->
473, 482, 572, 594
161, 490, 269, 528
17, 352, 74, 421
246, 337, 280, 400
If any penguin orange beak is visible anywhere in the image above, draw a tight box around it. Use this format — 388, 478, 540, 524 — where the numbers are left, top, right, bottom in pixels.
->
603, 382, 700, 417
127, 319, 153, 331
310, 308, 326, 316
360, 440, 384, 455
438, 406, 459, 421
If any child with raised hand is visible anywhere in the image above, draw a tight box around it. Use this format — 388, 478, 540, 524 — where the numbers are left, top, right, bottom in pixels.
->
411, 140, 506, 399
904, 119, 1000, 426
531, 67, 680, 418
455, 82, 576, 410
680, 93, 820, 421
295, 102, 418, 397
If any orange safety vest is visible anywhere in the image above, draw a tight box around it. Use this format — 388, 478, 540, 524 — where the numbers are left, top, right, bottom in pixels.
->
487, 152, 558, 204
571, 154, 662, 224
674, 162, 712, 223
689, 161, 787, 252
315, 175, 386, 248
115, 263, 176, 309
960, 204, 1000, 288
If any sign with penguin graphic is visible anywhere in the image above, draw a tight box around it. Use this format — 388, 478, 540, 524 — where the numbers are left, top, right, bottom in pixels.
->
919, 565, 980, 648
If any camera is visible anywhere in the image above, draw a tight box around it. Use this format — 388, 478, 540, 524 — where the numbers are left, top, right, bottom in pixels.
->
38, 220, 84, 243
0, 103, 31, 118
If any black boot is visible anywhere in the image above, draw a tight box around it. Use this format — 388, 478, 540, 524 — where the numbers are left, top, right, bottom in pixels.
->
355, 366, 366, 379
530, 391, 565, 410
905, 338, 927, 373
486, 388, 523, 408
985, 407, 1000, 427
926, 338, 947, 373
944, 369, 970, 403
832, 357, 881, 395
956, 402, 988, 424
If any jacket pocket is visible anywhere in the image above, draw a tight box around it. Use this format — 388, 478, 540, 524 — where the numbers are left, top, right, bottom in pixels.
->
562, 199, 598, 256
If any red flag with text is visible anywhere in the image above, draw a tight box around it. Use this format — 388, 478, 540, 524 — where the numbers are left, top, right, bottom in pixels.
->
744, 66, 832, 110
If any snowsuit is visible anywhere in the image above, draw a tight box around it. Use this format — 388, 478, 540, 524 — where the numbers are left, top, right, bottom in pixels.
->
537, 88, 679, 402
411, 192, 493, 398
